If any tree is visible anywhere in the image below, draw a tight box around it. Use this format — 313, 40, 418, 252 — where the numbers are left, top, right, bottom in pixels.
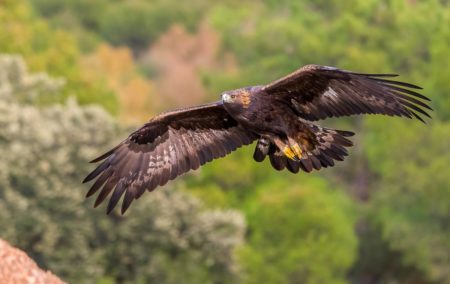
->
239, 178, 357, 284
0, 0, 118, 113
205, 1, 450, 283
98, 0, 208, 53
81, 43, 156, 123
0, 55, 246, 283
0, 55, 116, 282
360, 118, 450, 283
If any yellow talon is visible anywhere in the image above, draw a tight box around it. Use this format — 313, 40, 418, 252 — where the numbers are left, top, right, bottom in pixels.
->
291, 144, 303, 159
283, 146, 297, 161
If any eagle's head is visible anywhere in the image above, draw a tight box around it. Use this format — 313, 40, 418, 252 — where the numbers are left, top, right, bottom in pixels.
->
222, 86, 261, 108
221, 90, 243, 104
221, 89, 250, 116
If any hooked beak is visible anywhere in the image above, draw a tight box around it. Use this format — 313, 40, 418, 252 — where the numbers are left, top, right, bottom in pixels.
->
222, 93, 232, 103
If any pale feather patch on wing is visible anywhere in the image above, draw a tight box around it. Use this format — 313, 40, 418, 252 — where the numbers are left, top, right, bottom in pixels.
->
322, 87, 339, 100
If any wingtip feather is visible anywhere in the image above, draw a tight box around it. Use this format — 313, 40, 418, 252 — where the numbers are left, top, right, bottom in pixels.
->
121, 191, 135, 215
336, 130, 355, 137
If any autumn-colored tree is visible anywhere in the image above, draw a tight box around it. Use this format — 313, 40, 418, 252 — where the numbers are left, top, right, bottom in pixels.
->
82, 44, 156, 123
141, 23, 237, 110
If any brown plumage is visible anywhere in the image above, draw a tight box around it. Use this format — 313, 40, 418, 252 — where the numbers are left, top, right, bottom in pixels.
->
84, 64, 432, 214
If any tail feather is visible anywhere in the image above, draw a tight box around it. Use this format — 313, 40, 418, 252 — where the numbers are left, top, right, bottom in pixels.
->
253, 138, 270, 162
269, 154, 287, 171
286, 158, 300, 173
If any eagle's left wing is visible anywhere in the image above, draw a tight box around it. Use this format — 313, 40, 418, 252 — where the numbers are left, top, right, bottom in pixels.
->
260, 64, 432, 122
83, 101, 256, 214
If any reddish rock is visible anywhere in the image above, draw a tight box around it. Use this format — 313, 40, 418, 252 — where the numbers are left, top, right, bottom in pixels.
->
0, 239, 65, 284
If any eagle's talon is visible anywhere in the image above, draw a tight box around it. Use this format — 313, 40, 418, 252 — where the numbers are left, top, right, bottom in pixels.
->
283, 146, 302, 161
283, 146, 296, 160
291, 144, 303, 160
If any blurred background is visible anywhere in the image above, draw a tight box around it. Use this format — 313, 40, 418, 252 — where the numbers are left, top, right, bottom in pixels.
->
0, 0, 449, 283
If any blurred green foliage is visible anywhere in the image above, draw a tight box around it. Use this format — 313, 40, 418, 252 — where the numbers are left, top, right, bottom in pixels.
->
205, 3, 450, 281
0, 55, 246, 283
29, 0, 209, 53
363, 118, 450, 283
241, 179, 357, 284
0, 0, 118, 113
1, 0, 449, 283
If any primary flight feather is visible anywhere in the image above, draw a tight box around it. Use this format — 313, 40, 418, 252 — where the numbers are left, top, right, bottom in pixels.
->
83, 64, 432, 214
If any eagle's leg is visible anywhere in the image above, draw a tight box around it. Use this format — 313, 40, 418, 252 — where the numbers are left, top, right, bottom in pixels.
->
272, 137, 300, 161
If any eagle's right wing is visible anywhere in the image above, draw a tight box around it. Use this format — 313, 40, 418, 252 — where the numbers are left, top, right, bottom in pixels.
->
83, 101, 256, 214
260, 64, 432, 122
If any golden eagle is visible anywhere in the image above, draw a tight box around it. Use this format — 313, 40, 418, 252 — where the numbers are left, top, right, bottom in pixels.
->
83, 64, 432, 214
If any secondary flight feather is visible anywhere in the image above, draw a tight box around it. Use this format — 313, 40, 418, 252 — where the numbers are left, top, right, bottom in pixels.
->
83, 64, 432, 214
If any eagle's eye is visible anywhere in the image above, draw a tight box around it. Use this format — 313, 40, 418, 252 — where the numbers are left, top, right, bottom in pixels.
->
222, 93, 236, 103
